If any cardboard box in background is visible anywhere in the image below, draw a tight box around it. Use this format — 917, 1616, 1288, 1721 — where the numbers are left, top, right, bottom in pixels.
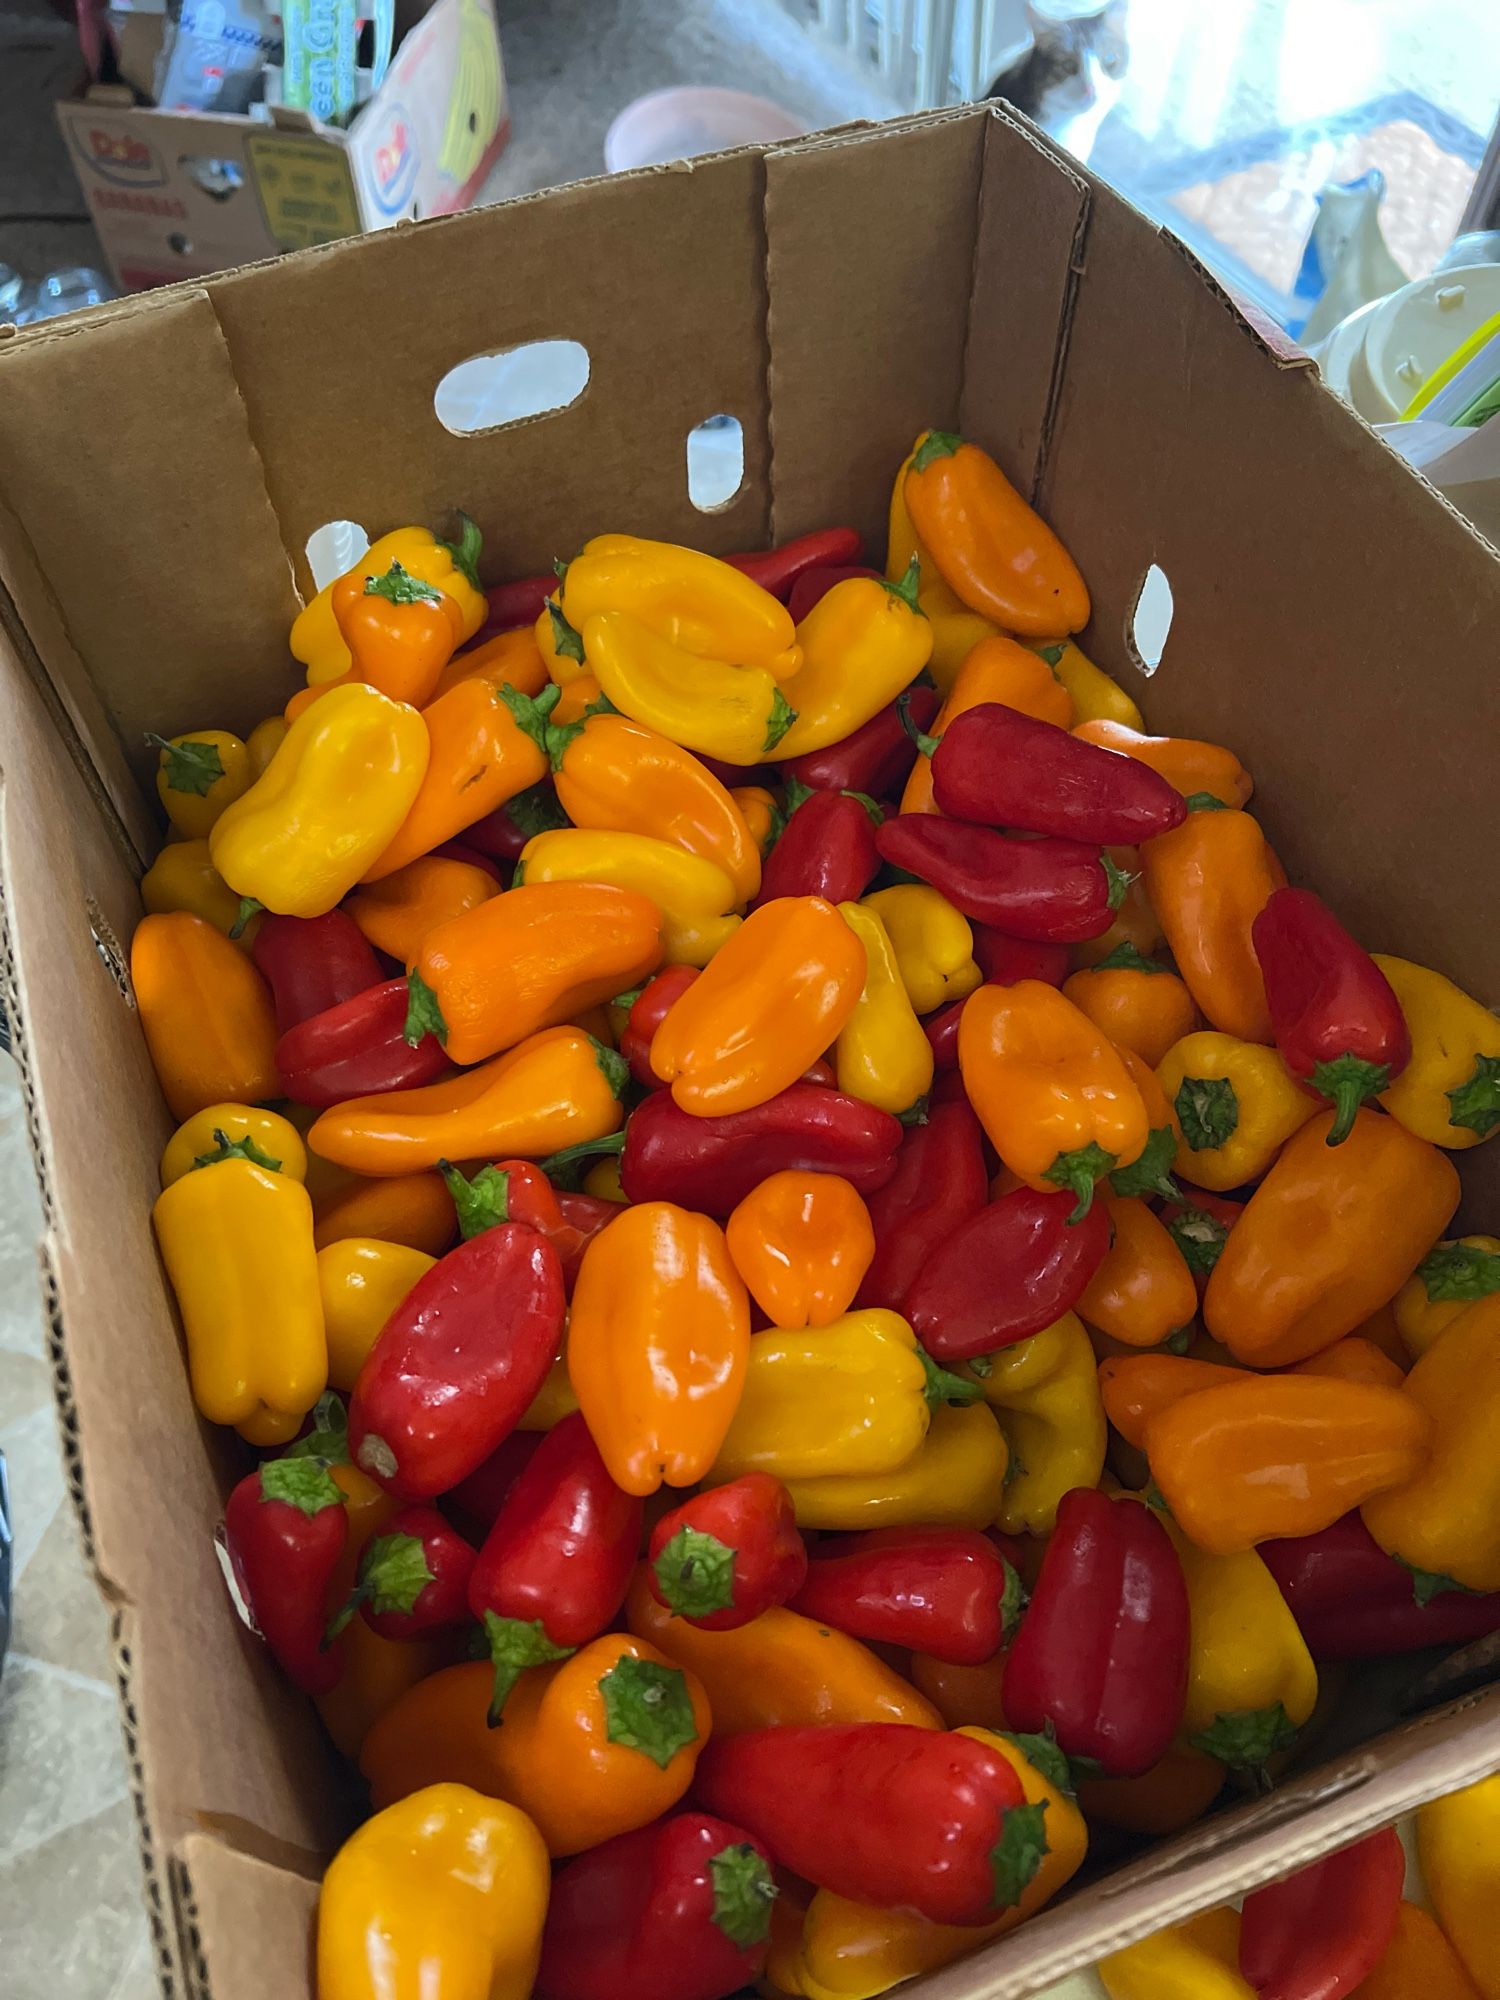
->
55, 0, 508, 290
3, 103, 1500, 2000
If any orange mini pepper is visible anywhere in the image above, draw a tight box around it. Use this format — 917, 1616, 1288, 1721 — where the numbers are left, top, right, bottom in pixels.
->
1205, 1109, 1461, 1367
568, 1201, 749, 1497
908, 1649, 1010, 1733
405, 882, 662, 1067
1141, 806, 1284, 1044
131, 911, 279, 1120
725, 1171, 875, 1328
332, 560, 463, 707
900, 633, 1075, 815
649, 897, 866, 1115
430, 626, 548, 701
1146, 1373, 1430, 1554
1076, 1741, 1227, 1836
1353, 1902, 1485, 2000
1063, 950, 1199, 1068
1072, 846, 1164, 969
1098, 1352, 1243, 1448
315, 1618, 459, 1761
958, 979, 1150, 1220
1292, 1335, 1406, 1389
312, 1170, 457, 1255
309, 1027, 628, 1176
1076, 1192, 1198, 1348
730, 785, 779, 854
346, 856, 497, 966
1072, 719, 1253, 809
903, 431, 1090, 635
360, 1637, 711, 1855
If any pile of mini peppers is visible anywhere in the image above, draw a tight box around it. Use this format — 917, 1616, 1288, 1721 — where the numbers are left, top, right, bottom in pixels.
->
130, 433, 1500, 2000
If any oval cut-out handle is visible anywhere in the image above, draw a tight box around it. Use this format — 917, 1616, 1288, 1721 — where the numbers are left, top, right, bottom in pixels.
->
687, 413, 745, 512
1128, 562, 1174, 676
434, 339, 591, 437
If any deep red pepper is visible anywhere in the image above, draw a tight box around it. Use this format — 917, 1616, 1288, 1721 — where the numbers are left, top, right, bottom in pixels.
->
1252, 887, 1412, 1145
349, 1224, 564, 1500
441, 1429, 542, 1538
621, 966, 701, 1087
1004, 1487, 1189, 1777
971, 926, 1071, 988
924, 997, 967, 1070
856, 1094, 989, 1313
537, 1813, 778, 2000
482, 573, 553, 633
467, 1409, 643, 1719
695, 1722, 1041, 1926
275, 977, 448, 1108
753, 784, 880, 908
251, 909, 381, 1035
786, 563, 882, 622
439, 1158, 615, 1287
905, 1188, 1111, 1361
647, 1473, 807, 1631
459, 782, 568, 861
223, 1457, 348, 1695
1238, 1826, 1405, 2000
875, 816, 1120, 942
724, 526, 864, 601
1160, 1192, 1244, 1300
1259, 1511, 1500, 1662
783, 685, 938, 798
330, 1502, 476, 1642
790, 1527, 1022, 1665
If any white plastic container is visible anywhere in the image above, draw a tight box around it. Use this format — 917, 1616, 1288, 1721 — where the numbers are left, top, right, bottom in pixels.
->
604, 87, 804, 174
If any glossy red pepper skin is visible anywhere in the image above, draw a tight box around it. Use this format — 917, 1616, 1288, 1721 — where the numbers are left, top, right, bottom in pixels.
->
483, 573, 553, 633
1004, 1488, 1189, 1776
1252, 888, 1412, 1145
790, 1528, 1017, 1665
443, 1159, 616, 1288
275, 977, 448, 1108
441, 1429, 542, 1538
925, 997, 967, 1069
647, 1473, 807, 1631
619, 1085, 903, 1215
537, 1813, 777, 2000
1238, 1827, 1405, 2000
346, 1502, 477, 1641
1259, 1512, 1500, 1662
905, 1189, 1112, 1362
856, 1094, 989, 1314
349, 1224, 565, 1500
876, 816, 1117, 942
786, 563, 883, 622
726, 526, 864, 600
784, 685, 938, 798
223, 1460, 348, 1695
251, 910, 382, 1035
971, 927, 1071, 988
754, 788, 880, 908
926, 705, 1187, 844
621, 967, 701, 1088
696, 1722, 1033, 1926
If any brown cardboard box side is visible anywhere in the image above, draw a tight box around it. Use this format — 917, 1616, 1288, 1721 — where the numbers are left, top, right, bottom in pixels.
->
2, 104, 1500, 2000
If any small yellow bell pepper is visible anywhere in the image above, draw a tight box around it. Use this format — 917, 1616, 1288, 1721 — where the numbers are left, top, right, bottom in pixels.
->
833, 902, 935, 1118
562, 533, 800, 678
1417, 1772, 1500, 1998
210, 683, 429, 919
767, 567, 933, 761
710, 1309, 934, 1482
293, 520, 487, 683
316, 1238, 435, 1392
970, 1312, 1106, 1535
141, 838, 252, 942
886, 435, 998, 694
1375, 953, 1500, 1148
317, 1782, 551, 2000
146, 728, 251, 837
583, 608, 797, 763
517, 828, 740, 968
1100, 1907, 1252, 2000
788, 1727, 1087, 2000
861, 885, 981, 1015
1395, 1234, 1500, 1358
582, 1156, 628, 1204
245, 714, 287, 778
160, 1103, 307, 1187
1031, 638, 1144, 731
151, 1122, 326, 1440
777, 1401, 1008, 1531
1158, 1029, 1316, 1191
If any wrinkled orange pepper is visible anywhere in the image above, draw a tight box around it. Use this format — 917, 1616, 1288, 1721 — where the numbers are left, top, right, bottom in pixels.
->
568, 1201, 750, 1496
430, 626, 548, 700
131, 911, 280, 1120
1062, 952, 1199, 1069
331, 560, 464, 707
346, 855, 497, 966
1072, 719, 1253, 809
725, 1171, 875, 1328
1076, 1192, 1198, 1348
649, 896, 866, 1115
901, 633, 1075, 815
312, 1169, 457, 1256
1099, 1352, 1244, 1449
1141, 806, 1284, 1044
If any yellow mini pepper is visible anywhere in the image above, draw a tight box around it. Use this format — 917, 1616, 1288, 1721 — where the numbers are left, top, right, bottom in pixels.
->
1375, 953, 1500, 1148
1395, 1235, 1500, 1358
562, 533, 800, 678
833, 902, 935, 1118
518, 828, 740, 969
971, 1312, 1106, 1535
775, 1401, 1008, 1531
767, 566, 933, 760
293, 519, 488, 683
861, 885, 981, 1015
1158, 1029, 1316, 1192
1100, 1907, 1252, 2000
1031, 638, 1144, 730
583, 608, 797, 763
245, 714, 287, 778
141, 839, 250, 942
317, 1238, 435, 1392
146, 728, 251, 837
1417, 1773, 1500, 1999
160, 1103, 307, 1187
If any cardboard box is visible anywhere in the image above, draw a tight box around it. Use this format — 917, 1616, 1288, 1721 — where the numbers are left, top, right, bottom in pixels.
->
55, 0, 509, 291
1, 101, 1499, 2000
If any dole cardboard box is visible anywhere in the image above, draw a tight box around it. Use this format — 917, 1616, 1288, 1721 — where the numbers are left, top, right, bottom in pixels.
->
54, 0, 508, 292
2, 101, 1500, 2000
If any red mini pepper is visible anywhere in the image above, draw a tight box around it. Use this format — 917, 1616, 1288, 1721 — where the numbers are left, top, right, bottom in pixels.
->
1252, 887, 1412, 1145
725, 526, 864, 600
223, 1457, 348, 1695
786, 563, 882, 622
647, 1472, 807, 1631
275, 978, 448, 1108
1004, 1487, 1189, 1776
876, 815, 1121, 943
1238, 1826, 1405, 2000
441, 1429, 542, 1538
349, 1224, 565, 1500
483, 573, 554, 634
329, 1502, 476, 1643
621, 966, 701, 1088
440, 1158, 616, 1288
695, 1722, 1042, 1926
753, 783, 881, 908
537, 1813, 778, 2000
459, 783, 569, 862
905, 1188, 1112, 1362
856, 1093, 989, 1314
467, 1410, 643, 1719
783, 684, 938, 798
790, 1527, 1023, 1665
971, 927, 1071, 988
251, 909, 382, 1035
1259, 1511, 1500, 1662
925, 997, 967, 1070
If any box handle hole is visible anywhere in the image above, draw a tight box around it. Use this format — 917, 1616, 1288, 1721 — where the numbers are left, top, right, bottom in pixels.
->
1127, 562, 1174, 677
305, 520, 371, 591
687, 414, 744, 512
434, 339, 590, 437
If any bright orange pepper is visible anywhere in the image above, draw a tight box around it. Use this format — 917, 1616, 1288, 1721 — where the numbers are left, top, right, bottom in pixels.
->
1076, 1192, 1198, 1348
1072, 719, 1253, 809
903, 431, 1090, 635
1146, 1373, 1431, 1554
406, 882, 662, 1067
1205, 1109, 1461, 1367
908, 1649, 1010, 1732
901, 633, 1074, 815
1098, 1352, 1243, 1449
730, 784, 779, 854
568, 1201, 749, 1496
1353, 1902, 1484, 2000
1292, 1335, 1406, 1389
314, 1618, 459, 1761
1063, 953, 1199, 1068
345, 855, 497, 966
1355, 1299, 1411, 1369
724, 1171, 875, 1328
311, 1170, 457, 1256
958, 980, 1150, 1219
359, 1636, 711, 1855
550, 672, 603, 725
1141, 806, 1284, 1044
649, 896, 866, 1115
430, 626, 548, 701
627, 1567, 938, 1732
1071, 846, 1164, 968
130, 911, 279, 1120
1076, 1742, 1227, 1835
331, 560, 464, 707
